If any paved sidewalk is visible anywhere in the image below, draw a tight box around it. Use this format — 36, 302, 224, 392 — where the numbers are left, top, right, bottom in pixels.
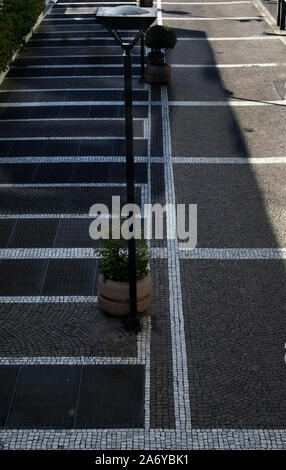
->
0, 0, 285, 450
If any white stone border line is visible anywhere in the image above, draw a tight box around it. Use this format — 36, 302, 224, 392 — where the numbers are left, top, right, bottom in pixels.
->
0, 247, 167, 260
0, 100, 148, 107
162, 16, 263, 20
0, 428, 285, 450
180, 248, 286, 259
1, 247, 285, 261
169, 63, 286, 68
0, 357, 142, 365
176, 36, 284, 40
160, 1, 254, 3
157, 0, 192, 433
1, 156, 286, 164
172, 156, 286, 164
167, 99, 286, 105
0, 296, 98, 303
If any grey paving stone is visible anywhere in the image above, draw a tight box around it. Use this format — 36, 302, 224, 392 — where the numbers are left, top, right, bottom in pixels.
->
18, 45, 140, 58
0, 260, 48, 296
167, 38, 286, 65
169, 106, 286, 158
7, 66, 139, 78
0, 187, 142, 214
0, 164, 38, 184
41, 259, 97, 296
0, 366, 19, 426
166, 18, 270, 38
0, 303, 137, 357
75, 365, 145, 428
173, 163, 286, 247
0, 120, 144, 139
0, 77, 142, 91
0, 89, 147, 103
149, 260, 175, 429
0, 105, 148, 122
162, 3, 263, 19
168, 66, 286, 102
8, 219, 59, 248
180, 258, 286, 428
0, 220, 16, 248
5, 366, 80, 429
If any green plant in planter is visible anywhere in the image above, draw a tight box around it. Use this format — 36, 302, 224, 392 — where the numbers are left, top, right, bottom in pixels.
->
94, 236, 151, 283
145, 25, 177, 65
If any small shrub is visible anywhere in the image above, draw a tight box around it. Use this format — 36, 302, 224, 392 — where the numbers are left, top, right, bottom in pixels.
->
95, 236, 151, 283
0, 0, 45, 72
145, 25, 177, 52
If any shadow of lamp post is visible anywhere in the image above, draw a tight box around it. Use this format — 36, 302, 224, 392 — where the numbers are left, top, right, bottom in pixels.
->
96, 6, 157, 334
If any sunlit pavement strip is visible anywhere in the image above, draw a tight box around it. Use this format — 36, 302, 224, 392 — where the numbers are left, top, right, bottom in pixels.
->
0, 0, 286, 450
170, 64, 286, 68
176, 36, 285, 40
162, 16, 263, 20
165, 100, 286, 105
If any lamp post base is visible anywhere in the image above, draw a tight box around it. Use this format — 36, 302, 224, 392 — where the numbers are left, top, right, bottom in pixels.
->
123, 315, 141, 334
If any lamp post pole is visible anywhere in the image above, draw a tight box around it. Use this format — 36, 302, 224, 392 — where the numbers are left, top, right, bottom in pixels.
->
96, 6, 157, 334
122, 43, 140, 333
107, 28, 142, 333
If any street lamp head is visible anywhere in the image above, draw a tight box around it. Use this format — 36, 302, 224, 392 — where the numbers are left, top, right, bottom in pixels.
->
96, 5, 157, 32
98, 5, 155, 17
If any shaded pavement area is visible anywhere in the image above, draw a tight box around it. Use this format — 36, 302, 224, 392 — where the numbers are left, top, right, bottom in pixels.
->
0, 0, 285, 449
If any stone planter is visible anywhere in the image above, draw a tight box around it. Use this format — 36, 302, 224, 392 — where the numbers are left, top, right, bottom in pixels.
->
97, 273, 152, 317
146, 63, 171, 84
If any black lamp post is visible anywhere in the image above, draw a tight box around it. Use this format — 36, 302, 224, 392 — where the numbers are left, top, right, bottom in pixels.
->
96, 6, 156, 334
277, 0, 286, 29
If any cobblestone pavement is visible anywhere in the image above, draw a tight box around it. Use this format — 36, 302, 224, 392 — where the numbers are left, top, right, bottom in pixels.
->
0, 0, 285, 450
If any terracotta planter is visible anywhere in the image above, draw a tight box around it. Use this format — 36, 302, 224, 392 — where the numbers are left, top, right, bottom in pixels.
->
136, 0, 153, 6
146, 63, 171, 84
97, 273, 152, 317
